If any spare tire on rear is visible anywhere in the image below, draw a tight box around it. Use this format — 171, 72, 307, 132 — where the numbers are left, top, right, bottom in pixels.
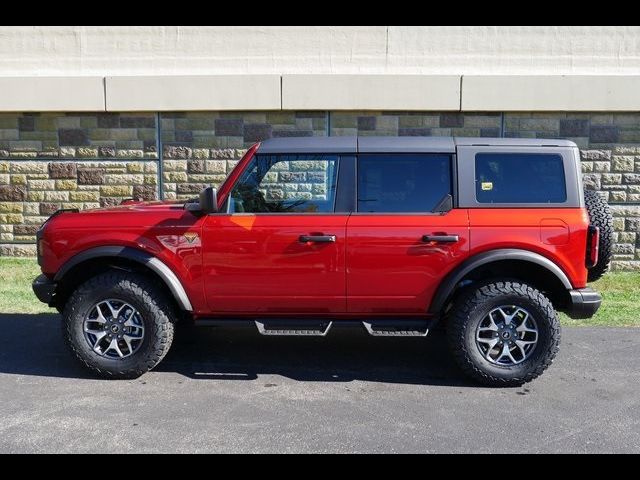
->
584, 190, 614, 282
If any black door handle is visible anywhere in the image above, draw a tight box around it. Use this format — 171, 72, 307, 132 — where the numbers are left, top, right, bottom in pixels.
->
299, 235, 336, 243
422, 235, 459, 243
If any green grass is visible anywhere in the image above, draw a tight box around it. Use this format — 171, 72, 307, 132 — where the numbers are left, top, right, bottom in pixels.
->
561, 272, 640, 327
0, 257, 638, 326
0, 257, 55, 314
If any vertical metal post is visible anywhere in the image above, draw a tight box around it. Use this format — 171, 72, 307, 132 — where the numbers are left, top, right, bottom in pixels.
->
156, 112, 163, 200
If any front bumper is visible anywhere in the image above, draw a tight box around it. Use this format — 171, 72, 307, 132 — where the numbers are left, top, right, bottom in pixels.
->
565, 288, 602, 319
32, 274, 56, 306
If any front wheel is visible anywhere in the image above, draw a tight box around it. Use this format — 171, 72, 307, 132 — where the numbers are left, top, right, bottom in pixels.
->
447, 281, 561, 387
63, 271, 176, 379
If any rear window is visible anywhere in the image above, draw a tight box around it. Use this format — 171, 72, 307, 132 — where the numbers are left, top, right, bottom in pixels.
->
475, 153, 567, 204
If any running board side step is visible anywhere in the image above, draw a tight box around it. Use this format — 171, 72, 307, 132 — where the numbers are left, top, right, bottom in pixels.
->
362, 320, 429, 337
196, 318, 431, 337
255, 320, 333, 337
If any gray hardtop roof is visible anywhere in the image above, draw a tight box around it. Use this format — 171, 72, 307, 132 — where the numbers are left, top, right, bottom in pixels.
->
360, 136, 455, 153
256, 136, 576, 154
257, 136, 357, 154
454, 137, 577, 148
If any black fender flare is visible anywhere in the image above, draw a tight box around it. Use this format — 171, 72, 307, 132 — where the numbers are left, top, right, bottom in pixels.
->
54, 246, 193, 311
428, 248, 572, 316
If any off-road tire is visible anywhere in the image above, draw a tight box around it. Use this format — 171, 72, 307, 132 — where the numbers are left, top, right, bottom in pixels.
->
447, 281, 561, 387
63, 271, 175, 379
584, 190, 614, 282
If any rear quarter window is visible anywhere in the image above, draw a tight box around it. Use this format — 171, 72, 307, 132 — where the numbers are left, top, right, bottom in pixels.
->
475, 153, 567, 204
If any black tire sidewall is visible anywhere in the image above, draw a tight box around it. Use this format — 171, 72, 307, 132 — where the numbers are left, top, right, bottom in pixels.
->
448, 282, 561, 386
64, 273, 173, 377
584, 190, 613, 282
462, 292, 554, 381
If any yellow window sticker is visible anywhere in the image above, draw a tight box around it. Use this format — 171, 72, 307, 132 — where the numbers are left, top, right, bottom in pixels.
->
481, 182, 493, 191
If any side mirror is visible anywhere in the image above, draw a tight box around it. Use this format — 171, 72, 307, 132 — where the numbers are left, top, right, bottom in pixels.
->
185, 187, 218, 215
199, 186, 218, 214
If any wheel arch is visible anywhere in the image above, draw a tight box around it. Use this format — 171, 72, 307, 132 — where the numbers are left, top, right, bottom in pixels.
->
53, 246, 193, 312
429, 249, 572, 320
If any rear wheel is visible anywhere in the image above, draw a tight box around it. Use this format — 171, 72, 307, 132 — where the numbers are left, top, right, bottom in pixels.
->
584, 190, 614, 282
63, 271, 175, 379
447, 281, 560, 387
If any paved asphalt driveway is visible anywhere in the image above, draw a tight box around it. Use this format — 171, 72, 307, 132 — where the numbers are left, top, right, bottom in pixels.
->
0, 313, 638, 453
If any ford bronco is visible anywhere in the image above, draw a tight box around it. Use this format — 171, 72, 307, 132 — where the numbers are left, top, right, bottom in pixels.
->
33, 137, 612, 386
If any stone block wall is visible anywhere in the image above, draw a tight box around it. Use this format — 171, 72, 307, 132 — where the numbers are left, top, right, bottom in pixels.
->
160, 112, 328, 149
0, 112, 160, 257
0, 111, 638, 271
329, 112, 502, 137
0, 112, 158, 154
159, 112, 328, 201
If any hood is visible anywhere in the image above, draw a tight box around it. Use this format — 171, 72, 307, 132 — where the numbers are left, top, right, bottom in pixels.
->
41, 199, 199, 230
83, 199, 187, 214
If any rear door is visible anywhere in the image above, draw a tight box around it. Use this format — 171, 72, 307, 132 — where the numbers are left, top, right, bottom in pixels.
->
346, 153, 470, 314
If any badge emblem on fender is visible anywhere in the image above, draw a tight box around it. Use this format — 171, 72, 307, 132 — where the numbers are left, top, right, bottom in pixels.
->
183, 232, 199, 244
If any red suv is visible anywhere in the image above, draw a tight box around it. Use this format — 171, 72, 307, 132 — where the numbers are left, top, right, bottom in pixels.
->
33, 137, 612, 386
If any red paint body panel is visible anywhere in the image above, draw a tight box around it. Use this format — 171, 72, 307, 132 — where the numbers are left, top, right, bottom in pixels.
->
468, 208, 589, 288
346, 210, 470, 314
39, 203, 209, 313
202, 214, 348, 314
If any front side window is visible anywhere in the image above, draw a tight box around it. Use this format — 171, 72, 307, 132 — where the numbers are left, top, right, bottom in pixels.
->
475, 153, 567, 204
357, 154, 452, 213
228, 154, 339, 213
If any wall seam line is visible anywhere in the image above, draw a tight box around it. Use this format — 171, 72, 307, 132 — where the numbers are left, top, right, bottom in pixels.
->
385, 26, 389, 58
103, 77, 107, 112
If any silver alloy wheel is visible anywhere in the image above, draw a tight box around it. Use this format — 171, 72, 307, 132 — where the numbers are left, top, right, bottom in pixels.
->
475, 305, 538, 366
83, 299, 145, 359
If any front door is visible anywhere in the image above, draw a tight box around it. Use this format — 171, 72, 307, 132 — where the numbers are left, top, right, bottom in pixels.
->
203, 153, 348, 314
347, 153, 470, 314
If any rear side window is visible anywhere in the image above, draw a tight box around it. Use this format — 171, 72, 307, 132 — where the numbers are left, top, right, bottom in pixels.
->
357, 154, 452, 213
475, 153, 567, 204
